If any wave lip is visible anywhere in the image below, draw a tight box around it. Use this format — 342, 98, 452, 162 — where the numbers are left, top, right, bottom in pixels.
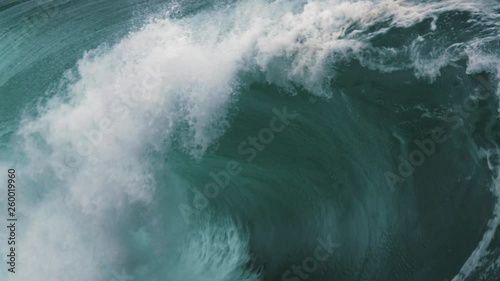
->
2, 0, 500, 281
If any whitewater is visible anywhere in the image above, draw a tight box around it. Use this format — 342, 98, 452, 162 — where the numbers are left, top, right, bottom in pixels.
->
0, 0, 500, 280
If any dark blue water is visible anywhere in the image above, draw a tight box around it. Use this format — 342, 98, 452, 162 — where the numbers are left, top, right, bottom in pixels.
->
1, 1, 500, 281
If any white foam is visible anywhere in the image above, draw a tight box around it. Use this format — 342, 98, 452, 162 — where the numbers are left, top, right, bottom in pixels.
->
170, 218, 260, 281
11, 0, 500, 280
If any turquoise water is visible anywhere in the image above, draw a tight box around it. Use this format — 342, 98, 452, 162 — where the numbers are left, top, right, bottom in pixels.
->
1, 0, 500, 281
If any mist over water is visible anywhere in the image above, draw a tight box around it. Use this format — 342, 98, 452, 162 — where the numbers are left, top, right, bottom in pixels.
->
1, 0, 500, 281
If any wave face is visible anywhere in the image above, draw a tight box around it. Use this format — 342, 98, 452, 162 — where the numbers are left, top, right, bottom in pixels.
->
1, 0, 500, 280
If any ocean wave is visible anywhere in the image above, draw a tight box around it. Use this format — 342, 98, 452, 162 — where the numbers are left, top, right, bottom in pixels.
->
1, 0, 500, 280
